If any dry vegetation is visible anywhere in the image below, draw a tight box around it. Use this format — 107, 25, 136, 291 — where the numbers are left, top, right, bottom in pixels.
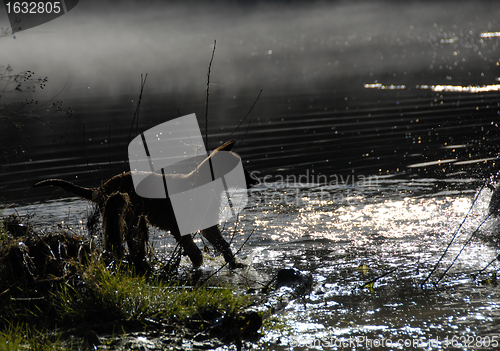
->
0, 213, 262, 350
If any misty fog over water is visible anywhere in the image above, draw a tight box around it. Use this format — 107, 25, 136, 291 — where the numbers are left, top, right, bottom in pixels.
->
1, 0, 499, 99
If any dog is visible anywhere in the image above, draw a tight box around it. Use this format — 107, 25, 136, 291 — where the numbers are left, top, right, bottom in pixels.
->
33, 140, 256, 269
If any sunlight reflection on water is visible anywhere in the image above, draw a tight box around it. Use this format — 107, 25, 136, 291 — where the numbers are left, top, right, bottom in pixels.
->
238, 180, 500, 350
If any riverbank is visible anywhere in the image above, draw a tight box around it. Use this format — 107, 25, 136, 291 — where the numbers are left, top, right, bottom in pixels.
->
0, 214, 267, 350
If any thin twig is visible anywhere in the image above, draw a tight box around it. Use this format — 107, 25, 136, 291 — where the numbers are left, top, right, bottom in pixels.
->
1, 82, 72, 144
234, 228, 255, 258
127, 73, 148, 145
437, 214, 491, 284
229, 212, 241, 246
164, 242, 182, 273
352, 267, 398, 293
33, 82, 68, 110
205, 40, 216, 150
477, 254, 500, 276
237, 120, 253, 151
422, 183, 487, 286
226, 89, 262, 147
200, 228, 255, 285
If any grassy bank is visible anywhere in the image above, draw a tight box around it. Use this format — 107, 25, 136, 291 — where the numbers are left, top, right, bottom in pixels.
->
0, 214, 260, 350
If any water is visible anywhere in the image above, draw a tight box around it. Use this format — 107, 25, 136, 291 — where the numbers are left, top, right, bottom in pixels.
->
3, 174, 500, 349
2, 1, 500, 349
250, 182, 500, 350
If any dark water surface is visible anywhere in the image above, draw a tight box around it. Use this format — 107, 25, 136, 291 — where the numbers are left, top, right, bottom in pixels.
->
2, 1, 500, 349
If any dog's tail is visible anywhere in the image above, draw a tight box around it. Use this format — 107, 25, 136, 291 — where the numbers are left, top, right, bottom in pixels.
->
32, 179, 94, 201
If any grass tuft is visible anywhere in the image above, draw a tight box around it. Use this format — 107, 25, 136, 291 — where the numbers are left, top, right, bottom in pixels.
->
0, 324, 71, 351
0, 215, 256, 348
53, 258, 247, 327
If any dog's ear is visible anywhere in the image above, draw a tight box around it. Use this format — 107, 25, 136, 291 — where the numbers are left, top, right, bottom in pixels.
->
215, 140, 236, 152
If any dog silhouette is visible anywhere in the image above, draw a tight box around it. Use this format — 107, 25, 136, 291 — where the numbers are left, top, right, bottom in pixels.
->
33, 140, 256, 268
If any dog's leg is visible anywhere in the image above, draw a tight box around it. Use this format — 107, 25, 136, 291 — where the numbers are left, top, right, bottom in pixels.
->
102, 192, 130, 258
163, 198, 204, 268
178, 233, 203, 268
144, 197, 204, 268
201, 225, 242, 269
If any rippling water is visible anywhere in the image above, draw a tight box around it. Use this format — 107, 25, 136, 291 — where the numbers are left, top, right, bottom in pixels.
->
2, 1, 500, 349
250, 181, 500, 350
